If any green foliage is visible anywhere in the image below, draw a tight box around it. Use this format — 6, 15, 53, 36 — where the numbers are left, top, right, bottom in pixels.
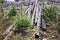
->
0, 6, 4, 17
8, 6, 17, 17
42, 5, 60, 34
0, 0, 4, 17
0, 0, 4, 3
42, 5, 58, 23
55, 22, 60, 34
14, 14, 31, 31
57, 13, 60, 22
55, 13, 60, 33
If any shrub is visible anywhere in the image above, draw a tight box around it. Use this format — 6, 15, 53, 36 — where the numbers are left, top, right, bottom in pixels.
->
8, 6, 17, 17
42, 5, 58, 23
14, 14, 31, 31
0, 0, 4, 16
42, 5, 60, 34
0, 0, 4, 3
55, 22, 60, 34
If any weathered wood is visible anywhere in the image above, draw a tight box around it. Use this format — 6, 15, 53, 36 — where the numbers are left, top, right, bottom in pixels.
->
31, 0, 38, 26
42, 18, 46, 31
31, 6, 36, 26
34, 0, 41, 38
2, 24, 14, 36
35, 8, 41, 36
25, 5, 34, 18
3, 31, 14, 40
3, 24, 14, 40
42, 18, 46, 29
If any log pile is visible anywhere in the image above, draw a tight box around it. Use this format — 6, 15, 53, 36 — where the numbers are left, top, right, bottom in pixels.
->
2, 0, 47, 40
26, 0, 47, 38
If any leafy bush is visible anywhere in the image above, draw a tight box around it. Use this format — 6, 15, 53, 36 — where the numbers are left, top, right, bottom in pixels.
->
8, 6, 17, 17
55, 13, 60, 33
57, 13, 60, 22
42, 5, 60, 33
0, 0, 4, 16
0, 0, 4, 3
14, 14, 31, 31
42, 5, 58, 23
55, 22, 60, 33
0, 6, 4, 17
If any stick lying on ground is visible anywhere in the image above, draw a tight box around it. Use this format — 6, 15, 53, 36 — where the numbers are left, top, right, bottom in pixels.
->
3, 24, 15, 40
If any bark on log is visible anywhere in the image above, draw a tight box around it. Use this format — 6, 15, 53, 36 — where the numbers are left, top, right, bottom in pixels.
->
3, 24, 14, 40
42, 18, 46, 30
3, 24, 14, 36
3, 31, 14, 40
25, 5, 34, 18
34, 0, 41, 38
35, 9, 41, 36
35, 0, 41, 36
31, 6, 36, 26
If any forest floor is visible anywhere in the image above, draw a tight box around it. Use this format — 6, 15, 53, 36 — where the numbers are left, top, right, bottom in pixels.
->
10, 26, 60, 40
0, 5, 60, 40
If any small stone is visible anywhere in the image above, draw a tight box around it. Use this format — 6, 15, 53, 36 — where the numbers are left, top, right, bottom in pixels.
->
52, 35, 55, 38
43, 32, 47, 36
44, 32, 46, 35
28, 39, 30, 40
43, 38, 47, 40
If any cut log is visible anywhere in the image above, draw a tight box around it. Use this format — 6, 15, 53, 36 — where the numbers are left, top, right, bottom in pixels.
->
2, 24, 14, 36
31, 6, 36, 27
35, 1, 41, 38
3, 31, 14, 40
3, 24, 14, 40
25, 5, 34, 18
42, 18, 46, 31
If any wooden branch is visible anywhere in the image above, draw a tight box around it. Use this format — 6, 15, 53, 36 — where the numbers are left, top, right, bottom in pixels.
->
3, 24, 14, 40
34, 0, 41, 38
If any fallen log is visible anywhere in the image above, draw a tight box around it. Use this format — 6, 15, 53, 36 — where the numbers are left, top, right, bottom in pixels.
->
2, 24, 15, 40
25, 5, 34, 18
42, 18, 46, 31
34, 1, 41, 38
31, 6, 36, 27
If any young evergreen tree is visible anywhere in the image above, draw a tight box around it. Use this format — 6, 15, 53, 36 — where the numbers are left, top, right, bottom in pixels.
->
42, 5, 58, 23
8, 6, 17, 17
14, 14, 31, 32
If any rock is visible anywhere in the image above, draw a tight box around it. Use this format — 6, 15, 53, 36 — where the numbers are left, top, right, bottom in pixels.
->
43, 38, 47, 40
28, 39, 30, 40
44, 32, 46, 35
52, 35, 55, 38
